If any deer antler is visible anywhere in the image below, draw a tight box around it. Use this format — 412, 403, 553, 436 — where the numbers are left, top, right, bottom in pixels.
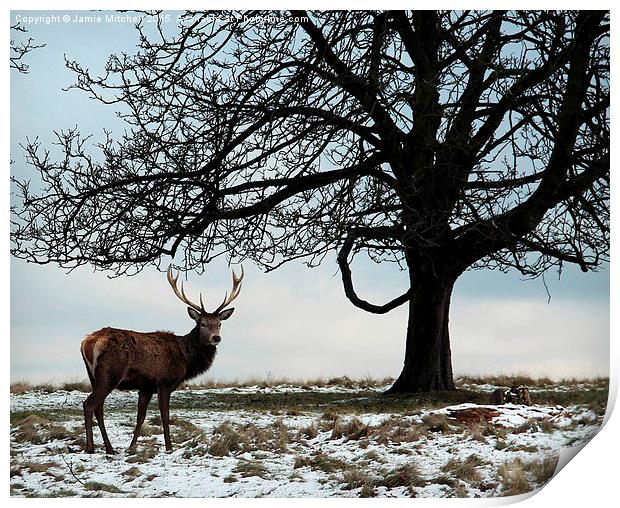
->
215, 266, 244, 313
166, 266, 206, 313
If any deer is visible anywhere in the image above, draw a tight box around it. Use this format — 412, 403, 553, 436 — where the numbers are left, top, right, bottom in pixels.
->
79, 266, 243, 454
490, 385, 531, 406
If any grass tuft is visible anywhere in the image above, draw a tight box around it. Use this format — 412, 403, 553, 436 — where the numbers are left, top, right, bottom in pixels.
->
21, 461, 59, 475
331, 417, 369, 441
341, 468, 377, 496
379, 463, 425, 489
208, 419, 291, 456
126, 445, 158, 463
232, 460, 270, 478
121, 467, 142, 480
441, 454, 487, 484
60, 381, 91, 392
497, 459, 531, 496
422, 413, 454, 433
84, 481, 125, 494
529, 454, 559, 486
10, 382, 32, 394
294, 452, 349, 474
208, 422, 245, 456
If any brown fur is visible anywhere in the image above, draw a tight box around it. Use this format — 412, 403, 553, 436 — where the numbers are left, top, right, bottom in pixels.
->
490, 388, 505, 404
80, 317, 224, 454
489, 385, 532, 406
512, 386, 531, 406
81, 328, 200, 392
82, 340, 95, 366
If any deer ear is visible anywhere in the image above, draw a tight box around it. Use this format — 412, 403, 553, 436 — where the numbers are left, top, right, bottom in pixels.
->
218, 308, 234, 320
187, 307, 201, 321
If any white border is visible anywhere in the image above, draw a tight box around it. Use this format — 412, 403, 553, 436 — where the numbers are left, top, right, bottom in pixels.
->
5, 2, 616, 506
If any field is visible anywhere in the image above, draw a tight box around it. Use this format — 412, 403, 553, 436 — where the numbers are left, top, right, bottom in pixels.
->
10, 376, 608, 498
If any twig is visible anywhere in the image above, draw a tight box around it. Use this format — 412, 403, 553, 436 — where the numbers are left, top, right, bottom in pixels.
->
60, 449, 85, 486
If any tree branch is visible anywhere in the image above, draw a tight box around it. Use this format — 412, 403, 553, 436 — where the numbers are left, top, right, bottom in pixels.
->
337, 226, 411, 314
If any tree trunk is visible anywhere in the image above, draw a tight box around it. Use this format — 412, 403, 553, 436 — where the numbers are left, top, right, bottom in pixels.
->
385, 270, 457, 394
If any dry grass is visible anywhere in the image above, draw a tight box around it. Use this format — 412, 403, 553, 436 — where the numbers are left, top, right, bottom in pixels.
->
361, 450, 384, 464
507, 417, 560, 436
294, 452, 349, 474
427, 474, 458, 488
341, 469, 375, 494
331, 417, 369, 440
510, 421, 540, 434
456, 375, 555, 388
182, 375, 395, 390
378, 463, 426, 491
10, 382, 32, 394
538, 418, 557, 433
497, 459, 532, 496
11, 376, 607, 419
360, 483, 378, 498
144, 415, 206, 445
320, 415, 430, 446
207, 419, 291, 457
232, 460, 270, 479
529, 454, 559, 485
465, 420, 506, 443
12, 416, 50, 445
11, 415, 81, 446
60, 381, 91, 392
208, 422, 245, 456
10, 380, 90, 394
121, 467, 142, 480
503, 418, 558, 436
297, 422, 319, 440
456, 375, 609, 414
126, 443, 158, 463
422, 413, 455, 433
456, 374, 609, 389
84, 481, 125, 494
20, 461, 59, 475
450, 482, 469, 498
441, 454, 487, 484
9, 376, 601, 498
11, 375, 608, 395
373, 416, 429, 443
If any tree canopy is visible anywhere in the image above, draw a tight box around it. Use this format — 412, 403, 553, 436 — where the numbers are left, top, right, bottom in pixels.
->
12, 11, 609, 279
10, 22, 45, 74
11, 10, 609, 391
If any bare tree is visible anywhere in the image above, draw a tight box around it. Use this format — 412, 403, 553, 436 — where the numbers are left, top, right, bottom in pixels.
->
11, 11, 609, 393
10, 23, 45, 73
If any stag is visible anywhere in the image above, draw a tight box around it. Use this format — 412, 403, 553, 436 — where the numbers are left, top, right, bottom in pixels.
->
80, 266, 243, 454
490, 385, 531, 406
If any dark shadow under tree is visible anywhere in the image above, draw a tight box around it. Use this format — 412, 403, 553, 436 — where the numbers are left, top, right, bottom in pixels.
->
11, 11, 609, 393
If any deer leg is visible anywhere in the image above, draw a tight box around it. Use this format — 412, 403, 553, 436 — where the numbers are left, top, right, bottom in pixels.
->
82, 358, 97, 453
129, 390, 153, 450
83, 394, 96, 454
94, 404, 115, 455
157, 386, 173, 452
83, 375, 117, 454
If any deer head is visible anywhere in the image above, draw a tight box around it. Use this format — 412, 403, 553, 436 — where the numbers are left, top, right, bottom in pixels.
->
167, 266, 244, 346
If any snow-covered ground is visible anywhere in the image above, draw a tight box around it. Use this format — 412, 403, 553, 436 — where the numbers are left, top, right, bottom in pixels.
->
457, 381, 607, 394
10, 384, 604, 498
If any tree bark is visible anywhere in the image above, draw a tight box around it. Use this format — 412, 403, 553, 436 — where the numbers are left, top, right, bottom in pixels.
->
385, 268, 457, 394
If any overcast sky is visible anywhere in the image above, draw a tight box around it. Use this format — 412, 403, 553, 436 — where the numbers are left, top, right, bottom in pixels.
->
10, 11, 609, 383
